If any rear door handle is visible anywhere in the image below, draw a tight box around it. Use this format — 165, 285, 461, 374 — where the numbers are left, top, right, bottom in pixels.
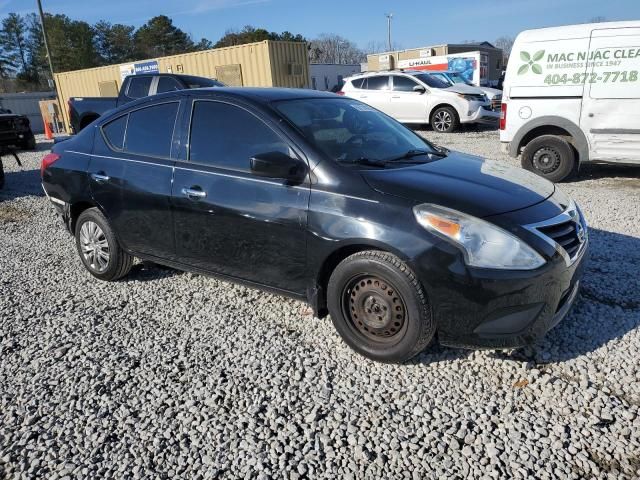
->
181, 187, 206, 200
90, 173, 110, 183
391, 95, 400, 99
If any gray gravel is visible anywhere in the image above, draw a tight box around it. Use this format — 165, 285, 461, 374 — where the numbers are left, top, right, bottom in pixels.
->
1, 132, 639, 479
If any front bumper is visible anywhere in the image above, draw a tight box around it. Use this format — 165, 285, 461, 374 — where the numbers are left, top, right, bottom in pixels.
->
413, 232, 588, 350
461, 106, 500, 125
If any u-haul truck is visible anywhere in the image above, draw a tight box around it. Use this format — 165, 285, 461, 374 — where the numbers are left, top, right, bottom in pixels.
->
397, 51, 490, 87
500, 21, 640, 182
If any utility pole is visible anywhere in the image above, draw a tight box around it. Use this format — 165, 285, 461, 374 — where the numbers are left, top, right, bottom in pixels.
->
385, 13, 393, 51
37, 0, 56, 88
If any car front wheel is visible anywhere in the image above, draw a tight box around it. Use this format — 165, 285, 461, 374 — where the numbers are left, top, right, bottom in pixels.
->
75, 208, 133, 281
327, 250, 435, 363
430, 106, 459, 133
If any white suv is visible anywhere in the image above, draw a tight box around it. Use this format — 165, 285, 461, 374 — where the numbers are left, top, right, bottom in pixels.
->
339, 71, 499, 132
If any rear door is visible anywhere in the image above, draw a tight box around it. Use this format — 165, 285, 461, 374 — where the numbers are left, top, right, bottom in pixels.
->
89, 100, 181, 258
580, 26, 640, 163
170, 99, 310, 294
389, 75, 427, 122
354, 75, 393, 115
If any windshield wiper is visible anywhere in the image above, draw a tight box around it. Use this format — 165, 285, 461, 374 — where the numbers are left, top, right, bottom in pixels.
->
386, 149, 447, 163
337, 157, 387, 168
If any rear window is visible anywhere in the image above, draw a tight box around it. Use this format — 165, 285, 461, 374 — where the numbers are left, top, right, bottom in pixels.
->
365, 76, 390, 90
126, 77, 152, 99
124, 102, 179, 158
102, 115, 127, 150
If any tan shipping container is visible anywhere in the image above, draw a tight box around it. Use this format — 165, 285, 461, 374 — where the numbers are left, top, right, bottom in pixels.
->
54, 40, 310, 132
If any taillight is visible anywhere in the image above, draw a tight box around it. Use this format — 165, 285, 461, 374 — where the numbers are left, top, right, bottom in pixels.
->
336, 91, 345, 96
41, 153, 60, 178
500, 103, 507, 130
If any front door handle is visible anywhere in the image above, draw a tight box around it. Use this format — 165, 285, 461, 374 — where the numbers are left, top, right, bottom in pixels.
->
90, 172, 110, 183
391, 95, 401, 99
181, 187, 207, 200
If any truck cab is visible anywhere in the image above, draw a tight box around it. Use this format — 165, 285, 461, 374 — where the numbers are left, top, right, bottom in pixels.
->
69, 73, 225, 133
500, 21, 640, 182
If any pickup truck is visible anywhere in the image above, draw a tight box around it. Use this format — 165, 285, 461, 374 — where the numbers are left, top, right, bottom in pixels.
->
0, 108, 36, 150
68, 73, 225, 133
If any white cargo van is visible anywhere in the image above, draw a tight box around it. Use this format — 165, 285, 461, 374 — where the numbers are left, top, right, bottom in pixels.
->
500, 21, 640, 182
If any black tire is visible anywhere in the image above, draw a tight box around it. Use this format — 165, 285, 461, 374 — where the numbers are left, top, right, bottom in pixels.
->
521, 135, 577, 183
20, 132, 36, 151
327, 250, 435, 363
75, 208, 133, 281
430, 106, 459, 133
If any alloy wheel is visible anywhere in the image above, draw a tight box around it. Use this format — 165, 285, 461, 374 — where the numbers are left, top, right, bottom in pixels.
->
79, 221, 110, 272
433, 111, 452, 132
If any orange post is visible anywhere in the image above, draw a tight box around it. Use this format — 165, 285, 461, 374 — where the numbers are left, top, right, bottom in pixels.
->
44, 121, 53, 140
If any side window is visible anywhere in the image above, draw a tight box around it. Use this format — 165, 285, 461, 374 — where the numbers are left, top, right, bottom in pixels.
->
393, 76, 420, 92
366, 76, 390, 90
102, 115, 127, 150
157, 77, 181, 94
126, 77, 153, 99
350, 78, 365, 89
189, 101, 292, 171
124, 102, 179, 157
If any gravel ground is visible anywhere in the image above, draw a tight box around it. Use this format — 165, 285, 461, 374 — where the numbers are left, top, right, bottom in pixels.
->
1, 132, 639, 479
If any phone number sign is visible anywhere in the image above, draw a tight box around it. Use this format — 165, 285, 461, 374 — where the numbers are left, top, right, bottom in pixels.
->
134, 60, 159, 75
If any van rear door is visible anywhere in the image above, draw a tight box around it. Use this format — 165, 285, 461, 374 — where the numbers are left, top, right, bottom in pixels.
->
580, 26, 640, 163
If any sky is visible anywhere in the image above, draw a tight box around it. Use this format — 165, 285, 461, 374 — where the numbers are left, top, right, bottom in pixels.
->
0, 0, 639, 50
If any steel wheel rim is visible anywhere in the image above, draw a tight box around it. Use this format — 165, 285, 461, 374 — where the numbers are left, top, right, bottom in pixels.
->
532, 147, 561, 174
80, 221, 110, 272
342, 274, 407, 344
433, 111, 452, 131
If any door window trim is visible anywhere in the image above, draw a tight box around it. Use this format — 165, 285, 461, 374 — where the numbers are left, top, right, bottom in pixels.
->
102, 99, 181, 160
100, 113, 129, 152
185, 98, 307, 174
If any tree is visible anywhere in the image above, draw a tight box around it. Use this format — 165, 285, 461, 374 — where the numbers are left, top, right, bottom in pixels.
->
194, 38, 214, 51
494, 36, 515, 66
134, 15, 195, 58
309, 34, 365, 64
94, 21, 135, 64
0, 13, 29, 74
213, 25, 306, 48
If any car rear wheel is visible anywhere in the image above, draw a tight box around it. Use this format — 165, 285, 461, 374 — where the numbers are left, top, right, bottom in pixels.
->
327, 250, 435, 363
521, 135, 577, 183
75, 208, 133, 281
430, 106, 459, 133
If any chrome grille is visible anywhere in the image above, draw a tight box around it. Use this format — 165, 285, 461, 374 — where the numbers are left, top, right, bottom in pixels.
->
524, 202, 587, 265
536, 220, 582, 258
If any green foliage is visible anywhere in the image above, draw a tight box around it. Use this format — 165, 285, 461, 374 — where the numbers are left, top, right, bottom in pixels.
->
0, 12, 306, 91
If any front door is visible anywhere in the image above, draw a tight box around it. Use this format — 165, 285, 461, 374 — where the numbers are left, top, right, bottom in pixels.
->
389, 75, 427, 122
89, 101, 180, 258
356, 75, 393, 116
171, 99, 310, 294
580, 27, 640, 163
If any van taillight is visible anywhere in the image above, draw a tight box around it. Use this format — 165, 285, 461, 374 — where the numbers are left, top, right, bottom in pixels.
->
500, 103, 507, 130
41, 153, 60, 178
336, 91, 345, 96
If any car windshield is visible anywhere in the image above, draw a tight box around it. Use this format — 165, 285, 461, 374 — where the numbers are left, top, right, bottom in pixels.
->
183, 75, 225, 88
274, 97, 440, 166
411, 73, 452, 89
447, 72, 474, 86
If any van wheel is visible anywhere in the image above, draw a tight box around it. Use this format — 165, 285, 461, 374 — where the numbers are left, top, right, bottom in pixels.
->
431, 107, 459, 133
327, 250, 435, 363
521, 135, 577, 182
75, 208, 133, 281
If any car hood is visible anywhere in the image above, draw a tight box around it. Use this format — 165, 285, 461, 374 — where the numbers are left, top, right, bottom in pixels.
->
361, 153, 555, 218
443, 84, 486, 95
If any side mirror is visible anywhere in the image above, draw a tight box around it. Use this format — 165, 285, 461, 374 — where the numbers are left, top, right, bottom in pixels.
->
413, 85, 426, 94
250, 151, 307, 183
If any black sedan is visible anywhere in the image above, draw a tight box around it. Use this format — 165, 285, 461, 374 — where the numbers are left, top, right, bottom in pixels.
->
41, 88, 588, 363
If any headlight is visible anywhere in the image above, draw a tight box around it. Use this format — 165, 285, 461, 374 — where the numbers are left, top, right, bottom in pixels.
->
413, 204, 546, 270
457, 93, 484, 102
